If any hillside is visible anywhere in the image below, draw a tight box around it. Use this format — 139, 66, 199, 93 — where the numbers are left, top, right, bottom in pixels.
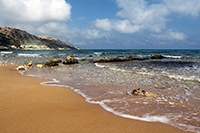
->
0, 27, 81, 50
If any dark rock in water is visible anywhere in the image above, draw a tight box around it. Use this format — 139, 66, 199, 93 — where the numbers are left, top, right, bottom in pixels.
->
81, 59, 86, 61
126, 88, 155, 97
63, 55, 79, 64
94, 57, 130, 63
50, 58, 62, 63
93, 56, 148, 63
132, 88, 143, 95
45, 58, 62, 66
126, 56, 135, 61
151, 55, 164, 59
45, 61, 59, 67
93, 57, 110, 63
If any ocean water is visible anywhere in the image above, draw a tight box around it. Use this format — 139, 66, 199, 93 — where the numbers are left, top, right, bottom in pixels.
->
1, 49, 200, 132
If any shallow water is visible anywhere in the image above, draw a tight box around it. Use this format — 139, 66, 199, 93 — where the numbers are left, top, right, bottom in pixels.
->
1, 49, 200, 132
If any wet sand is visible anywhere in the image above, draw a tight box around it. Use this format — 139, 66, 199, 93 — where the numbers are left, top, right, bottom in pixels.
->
0, 66, 189, 133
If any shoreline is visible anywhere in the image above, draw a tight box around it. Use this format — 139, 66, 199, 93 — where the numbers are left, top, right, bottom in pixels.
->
0, 66, 190, 133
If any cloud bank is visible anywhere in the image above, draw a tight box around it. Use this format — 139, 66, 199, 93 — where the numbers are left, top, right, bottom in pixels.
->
95, 0, 200, 36
95, 0, 169, 33
163, 0, 200, 17
0, 0, 71, 22
150, 30, 187, 40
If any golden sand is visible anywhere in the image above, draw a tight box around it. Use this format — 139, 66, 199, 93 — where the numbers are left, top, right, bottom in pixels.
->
0, 66, 189, 133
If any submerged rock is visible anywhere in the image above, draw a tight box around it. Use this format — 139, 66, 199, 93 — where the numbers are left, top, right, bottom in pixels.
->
45, 58, 62, 66
126, 88, 155, 97
27, 61, 32, 67
151, 55, 164, 59
93, 57, 128, 63
50, 58, 62, 63
63, 55, 78, 64
93, 56, 147, 63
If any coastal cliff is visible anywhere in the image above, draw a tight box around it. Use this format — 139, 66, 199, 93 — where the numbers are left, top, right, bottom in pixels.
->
0, 27, 81, 50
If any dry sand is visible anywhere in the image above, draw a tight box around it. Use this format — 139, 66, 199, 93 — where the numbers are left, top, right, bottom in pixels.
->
0, 66, 189, 133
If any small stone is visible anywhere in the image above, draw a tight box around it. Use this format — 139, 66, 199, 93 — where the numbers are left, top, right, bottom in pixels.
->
132, 88, 141, 95
16, 65, 25, 70
144, 92, 155, 97
36, 64, 44, 68
27, 61, 32, 67
128, 88, 155, 97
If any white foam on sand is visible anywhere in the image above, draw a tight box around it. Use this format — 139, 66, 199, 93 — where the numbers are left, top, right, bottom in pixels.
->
20, 68, 199, 133
100, 103, 170, 123
36, 77, 170, 124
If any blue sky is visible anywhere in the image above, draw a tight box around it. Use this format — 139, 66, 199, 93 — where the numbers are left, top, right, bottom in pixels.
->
0, 0, 200, 49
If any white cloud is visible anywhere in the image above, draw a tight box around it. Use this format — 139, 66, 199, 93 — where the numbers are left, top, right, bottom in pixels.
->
0, 0, 74, 44
0, 0, 71, 22
95, 0, 169, 33
114, 20, 141, 33
95, 18, 142, 34
36, 22, 69, 36
150, 29, 187, 40
95, 0, 200, 34
163, 0, 200, 17
95, 19, 112, 31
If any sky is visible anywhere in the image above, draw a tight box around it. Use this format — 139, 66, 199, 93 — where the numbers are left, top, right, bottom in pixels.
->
0, 0, 200, 49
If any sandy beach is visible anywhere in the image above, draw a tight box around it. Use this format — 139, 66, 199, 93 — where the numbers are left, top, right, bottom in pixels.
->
0, 66, 189, 133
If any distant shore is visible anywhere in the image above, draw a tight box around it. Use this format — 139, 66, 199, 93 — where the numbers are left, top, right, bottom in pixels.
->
0, 66, 189, 133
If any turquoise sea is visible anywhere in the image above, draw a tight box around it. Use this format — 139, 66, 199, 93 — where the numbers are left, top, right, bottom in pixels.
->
1, 49, 200, 132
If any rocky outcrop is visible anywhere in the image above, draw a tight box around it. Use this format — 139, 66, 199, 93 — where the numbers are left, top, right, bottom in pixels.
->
93, 57, 125, 63
93, 56, 144, 63
0, 27, 81, 50
151, 55, 164, 59
45, 58, 62, 66
63, 55, 78, 65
